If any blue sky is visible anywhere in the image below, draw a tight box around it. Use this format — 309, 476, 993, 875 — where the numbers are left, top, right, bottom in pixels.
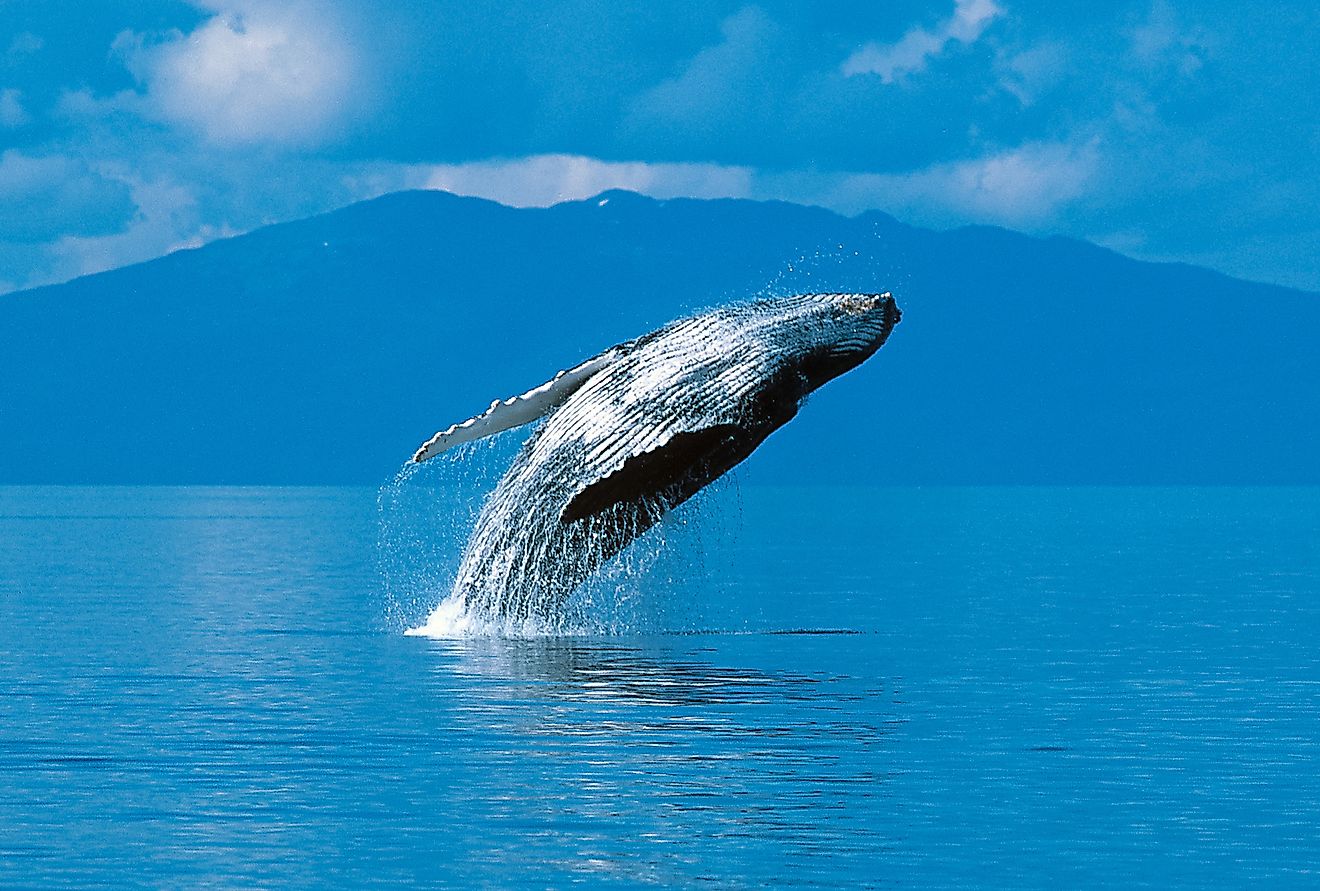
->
2, 0, 1317, 294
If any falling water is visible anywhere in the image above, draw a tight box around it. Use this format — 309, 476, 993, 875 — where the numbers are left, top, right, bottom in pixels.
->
376, 430, 739, 637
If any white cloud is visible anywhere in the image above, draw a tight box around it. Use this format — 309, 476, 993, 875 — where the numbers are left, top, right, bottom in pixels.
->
115, 4, 358, 146
1130, 0, 1208, 76
0, 89, 28, 128
816, 140, 1100, 227
0, 166, 204, 293
54, 86, 146, 123
995, 42, 1066, 107
354, 154, 756, 208
44, 176, 205, 283
5, 32, 43, 61
843, 0, 1003, 82
625, 6, 780, 135
350, 146, 1096, 232
0, 151, 136, 241
0, 141, 1112, 294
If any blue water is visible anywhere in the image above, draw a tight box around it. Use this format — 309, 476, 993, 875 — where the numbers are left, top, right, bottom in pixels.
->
2, 486, 1319, 887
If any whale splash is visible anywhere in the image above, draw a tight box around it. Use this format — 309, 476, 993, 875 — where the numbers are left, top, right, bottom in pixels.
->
380, 445, 738, 637
398, 292, 900, 636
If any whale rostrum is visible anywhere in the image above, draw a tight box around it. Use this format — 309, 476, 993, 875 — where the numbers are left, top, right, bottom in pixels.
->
411, 292, 901, 622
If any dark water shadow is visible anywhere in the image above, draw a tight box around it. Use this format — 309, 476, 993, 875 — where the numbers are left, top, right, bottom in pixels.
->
415, 636, 903, 731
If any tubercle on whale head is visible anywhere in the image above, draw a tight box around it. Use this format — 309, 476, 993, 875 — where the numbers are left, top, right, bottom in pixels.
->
839, 291, 895, 317
770, 291, 899, 330
832, 290, 898, 330
824, 291, 900, 326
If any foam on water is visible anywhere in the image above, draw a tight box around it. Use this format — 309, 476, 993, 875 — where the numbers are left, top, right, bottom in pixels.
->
403, 592, 558, 638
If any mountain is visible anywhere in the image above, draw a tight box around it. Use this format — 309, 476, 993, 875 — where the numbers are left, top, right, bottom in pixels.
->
1, 189, 1317, 484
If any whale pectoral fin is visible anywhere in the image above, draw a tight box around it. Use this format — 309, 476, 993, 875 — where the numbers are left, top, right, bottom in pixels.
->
560, 423, 752, 524
411, 347, 622, 463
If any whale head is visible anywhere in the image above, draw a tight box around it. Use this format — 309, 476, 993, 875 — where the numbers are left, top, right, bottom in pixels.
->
735, 291, 901, 396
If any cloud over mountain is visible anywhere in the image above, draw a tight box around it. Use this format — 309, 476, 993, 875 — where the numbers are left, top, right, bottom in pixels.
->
1, 1, 1318, 294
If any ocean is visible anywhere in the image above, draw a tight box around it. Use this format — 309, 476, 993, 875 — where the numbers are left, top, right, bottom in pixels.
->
2, 485, 1318, 887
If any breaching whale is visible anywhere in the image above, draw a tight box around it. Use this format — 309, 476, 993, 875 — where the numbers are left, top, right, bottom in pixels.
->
410, 292, 901, 622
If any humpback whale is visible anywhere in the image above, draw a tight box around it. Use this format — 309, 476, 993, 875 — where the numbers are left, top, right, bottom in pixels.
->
411, 292, 901, 622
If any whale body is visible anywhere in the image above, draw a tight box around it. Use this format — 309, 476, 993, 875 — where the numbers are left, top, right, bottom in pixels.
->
411, 292, 901, 621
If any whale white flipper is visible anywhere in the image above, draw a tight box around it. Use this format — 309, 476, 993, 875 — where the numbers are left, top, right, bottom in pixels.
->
411, 347, 623, 462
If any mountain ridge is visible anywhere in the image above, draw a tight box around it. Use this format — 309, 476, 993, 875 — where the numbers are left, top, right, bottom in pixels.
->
9, 189, 1310, 304
1, 189, 1316, 484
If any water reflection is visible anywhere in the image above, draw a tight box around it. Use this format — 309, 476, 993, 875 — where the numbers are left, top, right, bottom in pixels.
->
405, 635, 904, 883
424, 636, 878, 709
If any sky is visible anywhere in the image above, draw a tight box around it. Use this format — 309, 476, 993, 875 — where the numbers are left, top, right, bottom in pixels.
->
1, 0, 1318, 294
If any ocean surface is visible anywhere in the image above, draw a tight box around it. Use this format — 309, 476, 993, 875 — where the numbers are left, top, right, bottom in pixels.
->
2, 485, 1319, 888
